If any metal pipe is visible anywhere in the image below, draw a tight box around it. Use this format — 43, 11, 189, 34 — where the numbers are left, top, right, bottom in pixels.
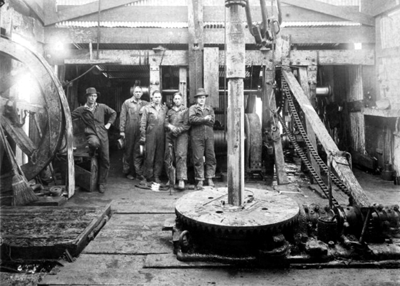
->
316, 86, 331, 97
260, 0, 269, 35
225, 0, 246, 206
244, 0, 254, 36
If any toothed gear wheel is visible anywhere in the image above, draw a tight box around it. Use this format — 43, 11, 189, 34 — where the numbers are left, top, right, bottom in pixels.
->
175, 188, 299, 236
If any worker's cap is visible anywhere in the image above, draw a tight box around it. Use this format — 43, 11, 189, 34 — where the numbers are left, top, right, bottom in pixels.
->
194, 88, 208, 98
85, 87, 101, 97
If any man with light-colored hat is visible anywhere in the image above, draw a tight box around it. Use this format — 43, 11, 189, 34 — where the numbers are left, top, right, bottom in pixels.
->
71, 87, 116, 193
188, 87, 217, 190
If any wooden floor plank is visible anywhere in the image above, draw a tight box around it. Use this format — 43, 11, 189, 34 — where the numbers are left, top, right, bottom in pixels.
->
39, 259, 400, 286
82, 213, 174, 254
83, 235, 172, 254
144, 253, 229, 268
112, 199, 177, 214
97, 213, 175, 230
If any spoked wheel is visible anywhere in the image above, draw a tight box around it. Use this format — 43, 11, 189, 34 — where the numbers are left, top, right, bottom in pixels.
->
0, 37, 68, 181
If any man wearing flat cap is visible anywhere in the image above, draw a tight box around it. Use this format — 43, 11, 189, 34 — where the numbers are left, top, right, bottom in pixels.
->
71, 87, 117, 193
188, 88, 217, 190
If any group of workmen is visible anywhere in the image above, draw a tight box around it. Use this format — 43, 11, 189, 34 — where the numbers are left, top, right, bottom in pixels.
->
72, 86, 217, 193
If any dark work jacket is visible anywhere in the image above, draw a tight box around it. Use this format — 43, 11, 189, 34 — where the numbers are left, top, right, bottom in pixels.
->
71, 103, 116, 139
188, 104, 215, 139
164, 105, 190, 136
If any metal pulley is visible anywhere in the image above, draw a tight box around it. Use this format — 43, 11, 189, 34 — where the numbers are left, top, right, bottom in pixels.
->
0, 37, 70, 181
316, 86, 332, 97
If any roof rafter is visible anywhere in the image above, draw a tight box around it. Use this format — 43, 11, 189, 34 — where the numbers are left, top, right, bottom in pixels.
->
281, 0, 375, 26
45, 0, 141, 26
22, 0, 45, 24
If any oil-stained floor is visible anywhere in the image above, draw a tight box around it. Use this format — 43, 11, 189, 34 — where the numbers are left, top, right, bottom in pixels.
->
2, 149, 399, 286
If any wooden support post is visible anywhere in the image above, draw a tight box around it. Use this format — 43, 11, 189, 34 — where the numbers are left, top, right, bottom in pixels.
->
188, 0, 203, 104
43, 0, 57, 25
204, 47, 219, 108
348, 65, 366, 154
262, 60, 273, 132
55, 65, 75, 198
226, 2, 245, 206
307, 58, 318, 107
394, 119, 400, 182
263, 61, 284, 179
269, 37, 289, 185
282, 70, 370, 207
179, 67, 187, 107
299, 67, 320, 182
149, 55, 161, 96
269, 90, 288, 185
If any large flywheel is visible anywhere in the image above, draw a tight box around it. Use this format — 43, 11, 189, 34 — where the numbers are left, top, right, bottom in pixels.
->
0, 37, 66, 181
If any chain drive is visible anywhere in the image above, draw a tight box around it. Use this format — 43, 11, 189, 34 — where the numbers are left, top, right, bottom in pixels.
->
281, 78, 352, 198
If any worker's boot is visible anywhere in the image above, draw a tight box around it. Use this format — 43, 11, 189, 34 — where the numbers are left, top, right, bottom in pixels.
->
99, 184, 106, 193
178, 180, 185, 190
207, 178, 215, 187
126, 174, 135, 180
139, 178, 149, 188
196, 180, 203, 190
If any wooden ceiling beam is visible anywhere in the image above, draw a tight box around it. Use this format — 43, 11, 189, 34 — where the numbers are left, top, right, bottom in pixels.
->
45, 0, 142, 26
66, 5, 361, 23
281, 0, 374, 26
371, 1, 400, 16
21, 0, 45, 24
65, 49, 374, 66
45, 26, 374, 45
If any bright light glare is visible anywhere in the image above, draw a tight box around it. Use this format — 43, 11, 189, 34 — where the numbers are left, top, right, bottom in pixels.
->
12, 34, 33, 50
16, 73, 39, 102
255, 97, 262, 125
53, 42, 65, 51
354, 43, 362, 50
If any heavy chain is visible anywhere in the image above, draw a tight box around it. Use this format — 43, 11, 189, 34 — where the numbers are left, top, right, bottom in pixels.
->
275, 110, 341, 208
281, 78, 351, 198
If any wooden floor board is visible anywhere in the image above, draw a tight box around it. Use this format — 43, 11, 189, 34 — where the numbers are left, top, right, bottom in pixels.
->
83, 214, 174, 254
145, 253, 229, 268
40, 258, 400, 286
112, 199, 177, 214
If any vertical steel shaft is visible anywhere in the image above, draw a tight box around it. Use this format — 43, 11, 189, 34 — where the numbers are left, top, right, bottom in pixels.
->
225, 2, 245, 206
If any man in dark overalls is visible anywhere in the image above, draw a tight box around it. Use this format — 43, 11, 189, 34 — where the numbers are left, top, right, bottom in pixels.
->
120, 86, 148, 180
71, 87, 116, 193
188, 88, 216, 190
139, 90, 168, 187
164, 92, 190, 190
